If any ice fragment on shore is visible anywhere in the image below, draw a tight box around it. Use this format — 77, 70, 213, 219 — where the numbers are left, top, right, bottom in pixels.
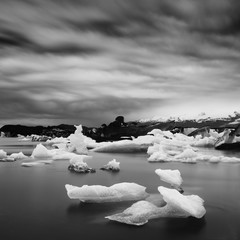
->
65, 182, 149, 203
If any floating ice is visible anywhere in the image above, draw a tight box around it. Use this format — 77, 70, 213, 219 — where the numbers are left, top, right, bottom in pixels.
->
9, 152, 27, 160
174, 148, 198, 163
106, 186, 206, 226
46, 137, 69, 145
65, 182, 149, 203
69, 155, 92, 165
68, 155, 95, 173
0, 149, 7, 159
155, 169, 183, 188
0, 157, 15, 162
92, 135, 155, 153
100, 159, 120, 172
148, 138, 240, 163
21, 160, 53, 167
158, 186, 206, 218
52, 143, 67, 150
31, 144, 53, 159
106, 200, 160, 226
191, 137, 216, 147
18, 137, 31, 142
92, 140, 144, 153
51, 151, 77, 160
68, 125, 88, 154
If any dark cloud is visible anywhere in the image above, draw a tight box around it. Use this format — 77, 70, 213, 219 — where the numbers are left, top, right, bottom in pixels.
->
0, 0, 240, 126
0, 29, 33, 48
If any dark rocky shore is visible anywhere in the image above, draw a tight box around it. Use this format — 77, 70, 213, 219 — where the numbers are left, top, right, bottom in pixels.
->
1, 115, 239, 142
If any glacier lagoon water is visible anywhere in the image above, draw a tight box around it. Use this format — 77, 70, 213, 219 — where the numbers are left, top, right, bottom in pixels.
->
0, 138, 240, 240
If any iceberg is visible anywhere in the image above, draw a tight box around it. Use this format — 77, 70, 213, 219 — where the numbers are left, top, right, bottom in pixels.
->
46, 137, 69, 145
158, 186, 206, 218
0, 157, 15, 162
18, 137, 31, 142
68, 155, 95, 173
9, 152, 28, 160
68, 125, 88, 154
51, 151, 77, 160
106, 200, 160, 226
0, 149, 7, 159
0, 150, 15, 162
65, 182, 149, 203
174, 148, 198, 163
69, 155, 92, 165
106, 186, 206, 226
155, 169, 183, 188
92, 140, 146, 153
31, 144, 53, 159
100, 159, 120, 172
92, 135, 155, 153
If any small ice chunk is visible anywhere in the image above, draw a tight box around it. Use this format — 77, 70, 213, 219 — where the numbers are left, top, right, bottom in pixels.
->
65, 182, 149, 203
68, 155, 95, 173
100, 159, 120, 172
18, 137, 31, 141
31, 144, 53, 159
155, 169, 183, 187
68, 161, 96, 173
0, 157, 15, 162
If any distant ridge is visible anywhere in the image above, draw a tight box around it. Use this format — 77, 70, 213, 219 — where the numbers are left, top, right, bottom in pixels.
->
0, 124, 76, 137
1, 111, 240, 139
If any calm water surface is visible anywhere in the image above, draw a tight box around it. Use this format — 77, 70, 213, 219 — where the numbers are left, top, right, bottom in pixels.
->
0, 138, 240, 240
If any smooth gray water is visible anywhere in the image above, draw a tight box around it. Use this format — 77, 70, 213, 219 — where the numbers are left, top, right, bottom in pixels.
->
0, 138, 240, 240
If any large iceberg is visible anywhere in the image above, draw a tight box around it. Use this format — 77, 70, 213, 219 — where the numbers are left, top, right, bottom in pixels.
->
65, 182, 149, 203
106, 186, 206, 226
68, 125, 88, 154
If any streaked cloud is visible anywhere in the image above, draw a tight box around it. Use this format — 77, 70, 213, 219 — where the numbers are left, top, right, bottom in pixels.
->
0, 0, 240, 126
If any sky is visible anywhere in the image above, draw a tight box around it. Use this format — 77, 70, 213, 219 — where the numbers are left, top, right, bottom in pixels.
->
0, 0, 240, 127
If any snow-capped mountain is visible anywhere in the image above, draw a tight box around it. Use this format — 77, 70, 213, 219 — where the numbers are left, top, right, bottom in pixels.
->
139, 111, 240, 124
